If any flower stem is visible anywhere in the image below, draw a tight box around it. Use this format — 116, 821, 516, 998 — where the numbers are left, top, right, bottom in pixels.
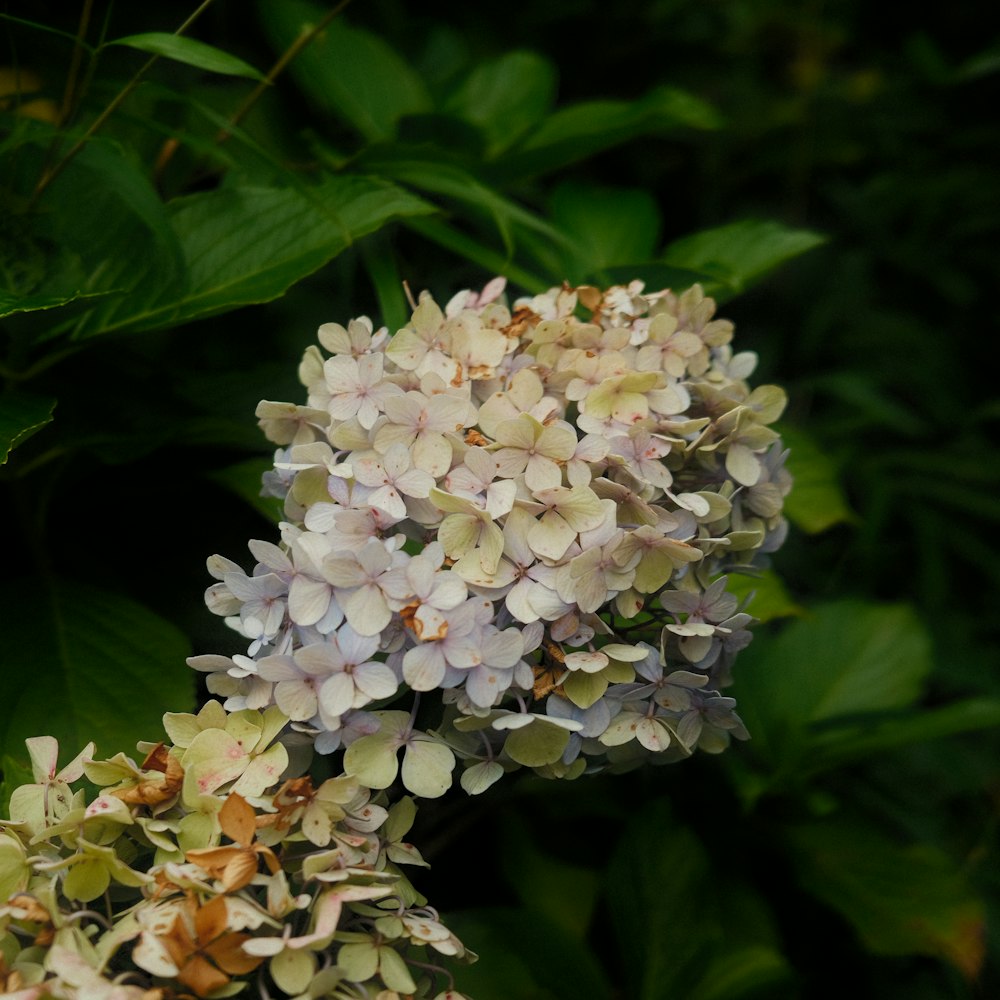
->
32, 0, 217, 202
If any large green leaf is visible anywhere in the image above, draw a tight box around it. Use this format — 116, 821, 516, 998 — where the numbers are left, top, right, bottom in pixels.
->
726, 569, 803, 623
662, 220, 826, 300
731, 600, 933, 767
607, 800, 791, 1000
787, 818, 985, 978
12, 138, 185, 342
802, 697, 1000, 777
109, 33, 265, 80
0, 579, 193, 761
499, 814, 599, 939
779, 424, 856, 534
71, 175, 434, 337
445, 907, 614, 1000
444, 50, 557, 156
506, 85, 722, 178
0, 289, 115, 321
256, 0, 431, 141
0, 392, 55, 464
548, 180, 661, 281
355, 148, 568, 259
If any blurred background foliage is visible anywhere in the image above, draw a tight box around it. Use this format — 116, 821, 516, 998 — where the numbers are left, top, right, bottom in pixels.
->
1, 0, 999, 996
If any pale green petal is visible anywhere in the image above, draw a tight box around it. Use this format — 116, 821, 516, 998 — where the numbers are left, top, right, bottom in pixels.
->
460, 760, 505, 795
344, 733, 400, 789
337, 941, 379, 982
379, 945, 418, 993
401, 740, 455, 798
503, 722, 569, 767
562, 670, 608, 710
726, 442, 762, 487
272, 948, 318, 995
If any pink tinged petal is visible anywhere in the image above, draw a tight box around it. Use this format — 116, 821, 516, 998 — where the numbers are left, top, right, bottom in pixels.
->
289, 576, 331, 625
319, 672, 357, 719
255, 655, 301, 682
380, 443, 411, 478
356, 351, 384, 384
428, 574, 468, 611
564, 651, 609, 673
352, 456, 387, 488
336, 624, 381, 661
451, 551, 517, 588
483, 628, 524, 668
396, 467, 434, 498
524, 454, 562, 491
478, 522, 505, 575
505, 579, 541, 623
322, 557, 366, 589
368, 485, 408, 520
413, 433, 452, 477
636, 717, 672, 752
484, 480, 517, 519
465, 668, 508, 707
463, 446, 499, 482
528, 510, 576, 561
275, 680, 318, 721
442, 634, 484, 669
294, 643, 341, 674
354, 662, 399, 701
493, 447, 529, 479
402, 644, 447, 691
426, 393, 471, 431
342, 586, 392, 636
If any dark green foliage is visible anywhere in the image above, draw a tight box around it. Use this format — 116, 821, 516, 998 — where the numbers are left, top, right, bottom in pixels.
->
1, 1, 997, 996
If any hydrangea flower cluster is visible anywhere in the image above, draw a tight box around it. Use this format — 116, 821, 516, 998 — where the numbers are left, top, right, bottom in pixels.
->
199, 279, 791, 797
0, 722, 471, 999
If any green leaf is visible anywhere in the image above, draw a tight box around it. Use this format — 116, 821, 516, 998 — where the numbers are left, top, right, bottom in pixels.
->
662, 220, 826, 300
0, 391, 55, 463
608, 800, 791, 1000
731, 601, 932, 768
508, 85, 722, 178
15, 138, 185, 342
257, 0, 431, 141
108, 33, 265, 80
726, 570, 803, 623
802, 697, 1000, 776
445, 50, 557, 156
445, 907, 614, 1000
500, 814, 599, 939
0, 579, 193, 761
787, 818, 985, 978
356, 148, 569, 261
0, 289, 115, 320
548, 181, 662, 282
779, 424, 856, 533
72, 175, 434, 337
404, 216, 549, 294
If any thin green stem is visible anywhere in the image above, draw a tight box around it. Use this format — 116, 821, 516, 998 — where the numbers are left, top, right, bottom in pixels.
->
219, 0, 353, 141
31, 0, 217, 201
58, 0, 95, 126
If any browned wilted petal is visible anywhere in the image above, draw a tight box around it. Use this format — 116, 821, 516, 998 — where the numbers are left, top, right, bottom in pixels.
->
218, 793, 256, 847
113, 752, 184, 806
